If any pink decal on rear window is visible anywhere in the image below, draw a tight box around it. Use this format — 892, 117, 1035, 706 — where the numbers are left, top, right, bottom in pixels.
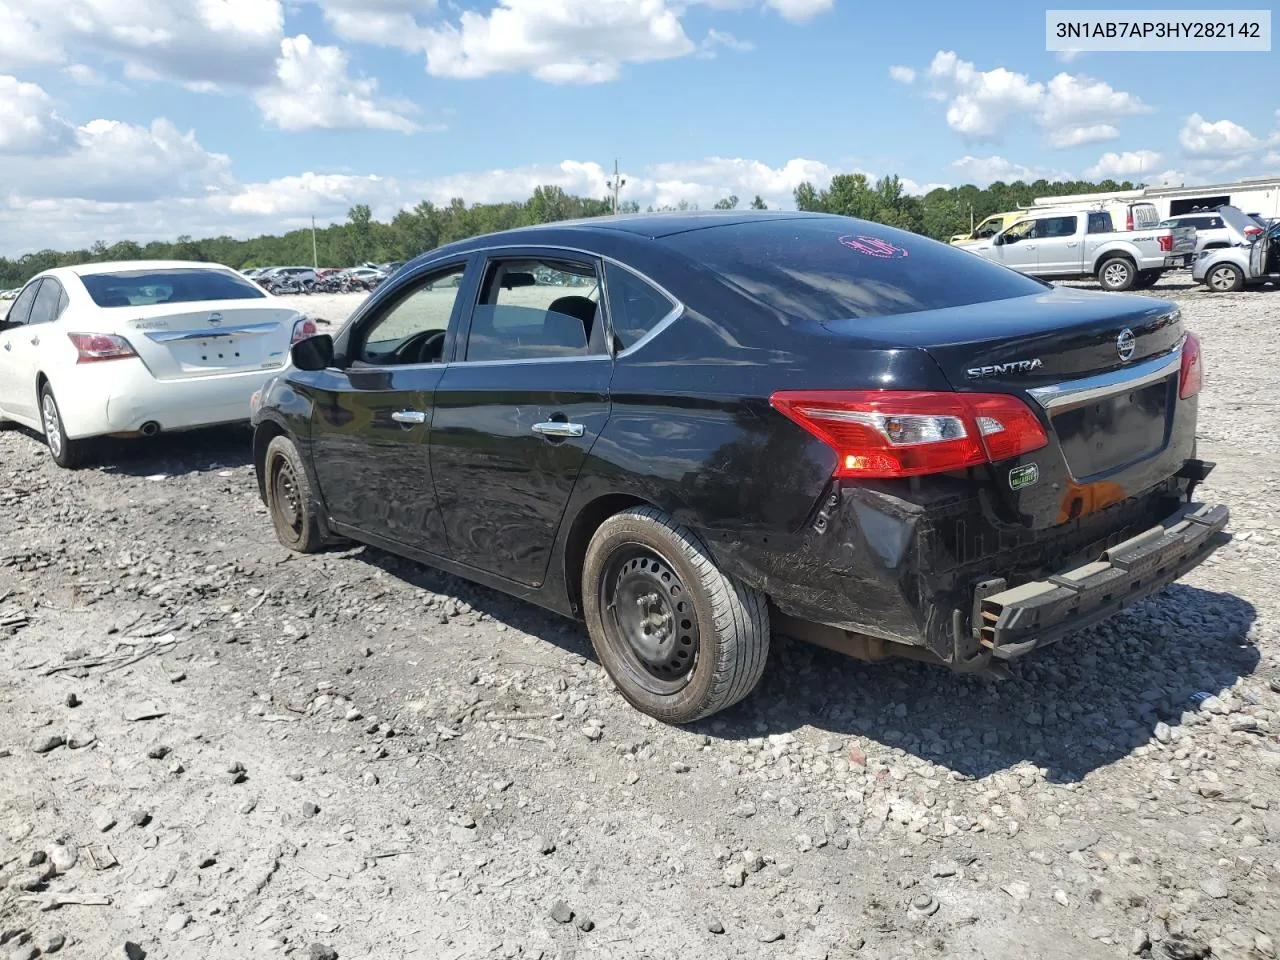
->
838, 235, 909, 259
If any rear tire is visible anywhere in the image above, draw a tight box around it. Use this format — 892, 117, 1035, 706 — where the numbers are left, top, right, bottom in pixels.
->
1206, 263, 1244, 293
39, 383, 90, 469
264, 435, 326, 553
1132, 270, 1160, 289
1098, 257, 1136, 292
582, 507, 770, 724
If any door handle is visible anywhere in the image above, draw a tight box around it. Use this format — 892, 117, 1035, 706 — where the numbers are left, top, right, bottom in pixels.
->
1066, 241, 1078, 247
391, 410, 426, 424
532, 421, 585, 438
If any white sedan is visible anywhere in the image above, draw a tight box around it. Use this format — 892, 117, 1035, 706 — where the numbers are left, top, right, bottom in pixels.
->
0, 260, 315, 468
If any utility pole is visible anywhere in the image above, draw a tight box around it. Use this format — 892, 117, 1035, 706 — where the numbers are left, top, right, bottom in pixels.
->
606, 159, 626, 214
311, 216, 319, 269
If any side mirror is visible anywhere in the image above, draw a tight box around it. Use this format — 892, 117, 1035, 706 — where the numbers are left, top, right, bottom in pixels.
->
992, 232, 1005, 246
291, 333, 334, 371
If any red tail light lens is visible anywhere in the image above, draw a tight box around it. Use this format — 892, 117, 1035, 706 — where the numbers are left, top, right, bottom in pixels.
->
1126, 213, 1134, 231
67, 332, 138, 363
1179, 332, 1203, 399
291, 317, 317, 344
1244, 225, 1262, 237
1158, 235, 1173, 252
769, 390, 1049, 479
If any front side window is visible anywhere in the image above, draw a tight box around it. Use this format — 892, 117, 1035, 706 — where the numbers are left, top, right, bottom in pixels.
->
972, 218, 1003, 239
80, 269, 266, 307
1003, 220, 1037, 243
356, 264, 467, 365
3, 280, 43, 326
465, 257, 606, 362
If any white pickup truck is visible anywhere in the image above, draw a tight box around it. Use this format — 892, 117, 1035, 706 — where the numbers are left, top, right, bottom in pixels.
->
964, 208, 1197, 291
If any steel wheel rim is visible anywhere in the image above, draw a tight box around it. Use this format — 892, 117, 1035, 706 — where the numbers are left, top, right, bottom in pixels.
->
1209, 267, 1236, 291
1104, 263, 1129, 287
599, 544, 699, 695
42, 394, 62, 457
271, 454, 304, 536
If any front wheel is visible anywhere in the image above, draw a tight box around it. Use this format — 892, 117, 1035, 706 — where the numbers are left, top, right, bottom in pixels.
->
39, 383, 90, 469
582, 507, 770, 724
1206, 263, 1244, 293
263, 435, 327, 553
1098, 257, 1136, 292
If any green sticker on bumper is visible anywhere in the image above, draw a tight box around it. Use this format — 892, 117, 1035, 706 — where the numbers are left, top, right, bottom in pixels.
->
1009, 463, 1039, 490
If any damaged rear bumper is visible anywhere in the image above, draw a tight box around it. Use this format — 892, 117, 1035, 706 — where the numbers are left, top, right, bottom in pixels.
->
975, 501, 1230, 660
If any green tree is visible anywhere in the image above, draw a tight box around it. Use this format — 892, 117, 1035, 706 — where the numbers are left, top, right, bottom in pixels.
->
750, 195, 767, 209
713, 195, 740, 210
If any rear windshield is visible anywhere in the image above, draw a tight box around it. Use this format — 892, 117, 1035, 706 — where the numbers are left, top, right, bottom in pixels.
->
79, 269, 267, 308
660, 218, 1046, 321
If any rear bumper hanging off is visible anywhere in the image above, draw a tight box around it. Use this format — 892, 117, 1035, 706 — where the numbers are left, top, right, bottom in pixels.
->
975, 501, 1230, 659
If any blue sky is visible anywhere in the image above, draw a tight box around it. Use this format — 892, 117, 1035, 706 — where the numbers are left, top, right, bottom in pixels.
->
2, 0, 1277, 255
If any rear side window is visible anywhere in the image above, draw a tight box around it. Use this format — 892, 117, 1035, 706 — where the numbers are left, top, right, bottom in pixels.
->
660, 219, 1046, 322
28, 279, 64, 324
1088, 212, 1113, 234
464, 256, 605, 362
79, 269, 267, 307
603, 263, 676, 350
1040, 216, 1077, 237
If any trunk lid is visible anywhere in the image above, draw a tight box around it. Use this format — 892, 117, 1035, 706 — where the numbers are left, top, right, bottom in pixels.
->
110, 301, 301, 381
819, 287, 1192, 530
1166, 224, 1197, 258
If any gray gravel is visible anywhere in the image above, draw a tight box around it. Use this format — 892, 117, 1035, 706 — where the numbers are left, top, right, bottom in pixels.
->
0, 278, 1277, 959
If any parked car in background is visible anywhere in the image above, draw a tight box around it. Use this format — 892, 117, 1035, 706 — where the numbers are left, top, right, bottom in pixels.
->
251, 211, 1227, 724
1192, 205, 1280, 292
1158, 210, 1263, 254
965, 208, 1196, 290
0, 260, 315, 467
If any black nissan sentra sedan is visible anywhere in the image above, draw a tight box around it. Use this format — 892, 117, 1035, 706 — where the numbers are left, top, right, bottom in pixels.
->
250, 211, 1229, 724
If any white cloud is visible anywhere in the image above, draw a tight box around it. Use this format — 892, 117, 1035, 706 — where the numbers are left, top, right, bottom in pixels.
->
888, 65, 915, 84
920, 51, 1150, 149
1178, 112, 1265, 156
1044, 124, 1118, 149
253, 34, 423, 133
949, 155, 1070, 187
63, 64, 106, 86
691, 0, 834, 22
1055, 49, 1083, 63
422, 0, 696, 83
0, 0, 286, 88
0, 75, 75, 155
701, 29, 754, 56
314, 0, 437, 53
1085, 150, 1162, 179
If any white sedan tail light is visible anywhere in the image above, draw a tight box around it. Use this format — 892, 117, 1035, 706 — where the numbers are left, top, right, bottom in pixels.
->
68, 332, 139, 364
291, 317, 318, 345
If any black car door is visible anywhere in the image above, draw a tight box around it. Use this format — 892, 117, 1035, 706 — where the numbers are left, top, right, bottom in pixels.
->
430, 248, 614, 587
304, 257, 476, 552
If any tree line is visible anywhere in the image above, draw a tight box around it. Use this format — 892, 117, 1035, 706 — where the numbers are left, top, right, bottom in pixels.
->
0, 176, 1139, 289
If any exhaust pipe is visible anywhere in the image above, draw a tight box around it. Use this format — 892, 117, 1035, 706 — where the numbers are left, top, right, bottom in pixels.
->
138, 421, 161, 437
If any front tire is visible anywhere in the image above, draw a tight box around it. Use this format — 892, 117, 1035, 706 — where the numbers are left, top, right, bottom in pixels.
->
1206, 263, 1244, 293
582, 507, 770, 724
39, 383, 90, 469
1098, 257, 1136, 292
263, 435, 326, 553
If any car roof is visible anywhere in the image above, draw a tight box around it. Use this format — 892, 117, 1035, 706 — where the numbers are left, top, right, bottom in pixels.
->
63, 260, 240, 277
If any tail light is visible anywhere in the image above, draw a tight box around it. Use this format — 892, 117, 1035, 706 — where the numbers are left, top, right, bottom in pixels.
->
1158, 235, 1173, 252
769, 390, 1049, 479
67, 332, 138, 363
1126, 212, 1134, 231
1179, 332, 1203, 399
1244, 225, 1262, 238
291, 317, 317, 344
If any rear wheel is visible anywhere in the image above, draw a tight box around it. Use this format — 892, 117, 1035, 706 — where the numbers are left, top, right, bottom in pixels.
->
39, 383, 90, 469
1098, 257, 1136, 292
1206, 263, 1244, 293
264, 435, 326, 553
582, 507, 770, 724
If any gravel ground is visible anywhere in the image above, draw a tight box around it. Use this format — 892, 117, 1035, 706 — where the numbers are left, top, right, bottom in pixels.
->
1, 278, 1278, 960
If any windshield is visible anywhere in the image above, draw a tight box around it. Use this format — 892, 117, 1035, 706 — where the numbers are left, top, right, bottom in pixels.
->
80, 269, 268, 307
661, 218, 1048, 322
